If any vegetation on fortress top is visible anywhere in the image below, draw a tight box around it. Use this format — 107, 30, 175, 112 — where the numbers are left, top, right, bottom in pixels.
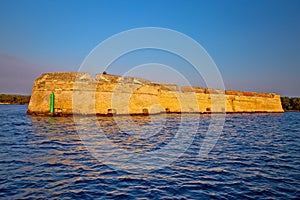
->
0, 94, 30, 104
281, 97, 300, 111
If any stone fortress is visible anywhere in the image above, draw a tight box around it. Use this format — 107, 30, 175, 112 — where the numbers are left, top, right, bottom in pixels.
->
27, 72, 284, 116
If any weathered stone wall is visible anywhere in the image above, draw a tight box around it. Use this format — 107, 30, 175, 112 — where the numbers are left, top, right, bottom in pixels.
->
27, 72, 284, 115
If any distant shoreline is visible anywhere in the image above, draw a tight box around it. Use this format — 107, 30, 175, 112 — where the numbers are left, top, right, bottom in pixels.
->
281, 97, 300, 112
0, 102, 29, 105
0, 94, 30, 105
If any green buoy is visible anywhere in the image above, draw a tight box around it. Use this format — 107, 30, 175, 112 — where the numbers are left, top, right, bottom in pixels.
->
50, 92, 54, 113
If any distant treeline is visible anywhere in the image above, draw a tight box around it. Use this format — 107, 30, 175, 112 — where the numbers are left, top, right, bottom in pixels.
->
281, 97, 300, 111
0, 94, 31, 104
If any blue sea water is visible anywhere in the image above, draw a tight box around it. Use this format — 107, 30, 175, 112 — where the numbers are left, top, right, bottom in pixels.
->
0, 104, 299, 199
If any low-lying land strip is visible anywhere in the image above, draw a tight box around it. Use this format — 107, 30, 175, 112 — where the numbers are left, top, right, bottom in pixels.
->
281, 97, 300, 111
0, 94, 30, 104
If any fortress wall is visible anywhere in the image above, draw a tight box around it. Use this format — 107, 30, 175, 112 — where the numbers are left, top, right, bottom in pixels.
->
28, 73, 75, 114
225, 94, 283, 113
128, 92, 161, 114
27, 90, 52, 114
195, 93, 214, 113
94, 84, 162, 115
208, 94, 227, 113
94, 91, 114, 114
72, 90, 95, 115
27, 72, 284, 115
28, 89, 75, 115
176, 92, 200, 113
158, 90, 182, 113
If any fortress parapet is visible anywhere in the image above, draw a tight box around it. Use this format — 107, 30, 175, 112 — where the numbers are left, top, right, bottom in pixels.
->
27, 72, 284, 116
181, 86, 204, 93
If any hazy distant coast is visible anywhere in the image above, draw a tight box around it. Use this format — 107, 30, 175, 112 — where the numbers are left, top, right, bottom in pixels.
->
281, 97, 300, 112
0, 94, 30, 105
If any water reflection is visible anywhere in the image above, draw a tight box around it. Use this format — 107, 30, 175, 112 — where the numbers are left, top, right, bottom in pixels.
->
97, 115, 180, 152
29, 114, 193, 170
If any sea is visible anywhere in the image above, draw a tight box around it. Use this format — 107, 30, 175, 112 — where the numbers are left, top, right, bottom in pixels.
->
0, 104, 299, 199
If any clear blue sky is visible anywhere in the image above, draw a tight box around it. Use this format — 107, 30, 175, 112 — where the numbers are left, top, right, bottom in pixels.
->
0, 0, 299, 96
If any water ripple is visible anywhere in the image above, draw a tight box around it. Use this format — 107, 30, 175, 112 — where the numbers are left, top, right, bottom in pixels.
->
0, 105, 299, 199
